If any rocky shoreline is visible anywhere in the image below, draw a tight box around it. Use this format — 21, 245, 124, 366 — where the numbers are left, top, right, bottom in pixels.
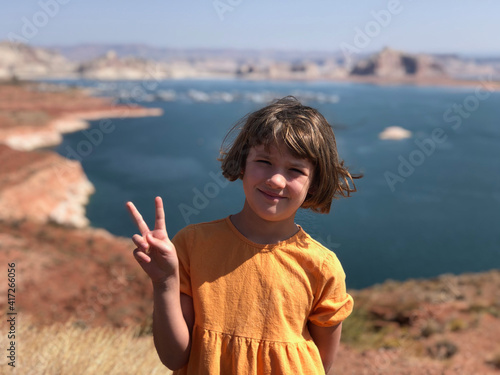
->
0, 82, 162, 227
0, 81, 159, 326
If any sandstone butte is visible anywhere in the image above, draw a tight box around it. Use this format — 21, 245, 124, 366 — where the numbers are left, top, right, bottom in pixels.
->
0, 82, 499, 374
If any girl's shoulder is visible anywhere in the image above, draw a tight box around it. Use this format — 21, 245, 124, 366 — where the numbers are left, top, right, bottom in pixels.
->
172, 217, 230, 243
293, 228, 346, 276
297, 227, 340, 259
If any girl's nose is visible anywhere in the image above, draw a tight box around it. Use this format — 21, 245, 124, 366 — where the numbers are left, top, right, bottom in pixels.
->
266, 172, 286, 189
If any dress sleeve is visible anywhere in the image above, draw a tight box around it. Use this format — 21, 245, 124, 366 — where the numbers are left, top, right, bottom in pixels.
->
171, 226, 193, 297
308, 253, 353, 327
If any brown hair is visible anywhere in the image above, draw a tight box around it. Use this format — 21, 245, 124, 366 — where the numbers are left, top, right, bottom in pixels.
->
219, 96, 361, 213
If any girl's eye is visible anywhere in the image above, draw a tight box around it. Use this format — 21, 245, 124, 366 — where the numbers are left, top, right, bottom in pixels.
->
291, 168, 305, 175
256, 160, 271, 165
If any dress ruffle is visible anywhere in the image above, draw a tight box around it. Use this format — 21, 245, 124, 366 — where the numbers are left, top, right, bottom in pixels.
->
174, 325, 326, 375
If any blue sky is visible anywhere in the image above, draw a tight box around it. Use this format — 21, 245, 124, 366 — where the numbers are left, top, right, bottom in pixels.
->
1, 0, 499, 55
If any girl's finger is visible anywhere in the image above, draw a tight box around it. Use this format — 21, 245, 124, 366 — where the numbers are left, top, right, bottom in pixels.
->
132, 234, 149, 252
133, 248, 151, 263
126, 201, 150, 236
154, 196, 168, 235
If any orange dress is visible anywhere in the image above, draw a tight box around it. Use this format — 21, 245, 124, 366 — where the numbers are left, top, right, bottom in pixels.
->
171, 217, 353, 375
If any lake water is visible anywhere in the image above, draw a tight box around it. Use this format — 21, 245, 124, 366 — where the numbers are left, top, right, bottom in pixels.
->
54, 79, 500, 289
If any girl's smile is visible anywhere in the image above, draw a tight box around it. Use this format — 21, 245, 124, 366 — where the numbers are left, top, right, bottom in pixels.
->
258, 188, 286, 201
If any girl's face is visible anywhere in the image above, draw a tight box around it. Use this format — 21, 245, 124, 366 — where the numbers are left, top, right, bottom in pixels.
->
242, 142, 314, 223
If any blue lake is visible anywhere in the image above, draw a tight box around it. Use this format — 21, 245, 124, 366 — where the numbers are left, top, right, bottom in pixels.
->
54, 79, 500, 289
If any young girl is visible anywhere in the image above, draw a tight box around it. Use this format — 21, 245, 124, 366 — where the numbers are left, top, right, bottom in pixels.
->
126, 96, 360, 374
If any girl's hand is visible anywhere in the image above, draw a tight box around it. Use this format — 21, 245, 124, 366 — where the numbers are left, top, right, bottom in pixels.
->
126, 197, 179, 285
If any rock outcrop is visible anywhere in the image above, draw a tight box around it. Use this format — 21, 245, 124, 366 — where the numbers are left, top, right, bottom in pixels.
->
0, 144, 94, 228
0, 82, 162, 227
350, 47, 447, 78
379, 126, 412, 140
0, 41, 75, 80
76, 50, 170, 80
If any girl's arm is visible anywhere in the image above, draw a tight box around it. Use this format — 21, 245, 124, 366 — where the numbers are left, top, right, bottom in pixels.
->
127, 198, 194, 370
308, 321, 343, 374
152, 282, 194, 370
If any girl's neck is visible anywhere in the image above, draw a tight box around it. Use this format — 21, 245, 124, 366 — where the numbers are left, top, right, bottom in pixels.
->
230, 201, 299, 245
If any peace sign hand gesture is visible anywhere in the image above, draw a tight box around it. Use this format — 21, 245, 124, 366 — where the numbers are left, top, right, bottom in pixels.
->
126, 197, 179, 285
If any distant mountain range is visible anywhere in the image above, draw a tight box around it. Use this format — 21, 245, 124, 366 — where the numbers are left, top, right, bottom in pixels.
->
1, 41, 499, 82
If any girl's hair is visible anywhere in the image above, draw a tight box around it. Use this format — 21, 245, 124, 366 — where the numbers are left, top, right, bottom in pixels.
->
219, 96, 361, 213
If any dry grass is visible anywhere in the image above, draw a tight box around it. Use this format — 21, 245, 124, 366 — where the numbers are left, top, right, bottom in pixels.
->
0, 315, 171, 375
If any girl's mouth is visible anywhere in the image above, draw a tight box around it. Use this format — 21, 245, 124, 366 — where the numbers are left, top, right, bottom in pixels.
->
258, 189, 286, 201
